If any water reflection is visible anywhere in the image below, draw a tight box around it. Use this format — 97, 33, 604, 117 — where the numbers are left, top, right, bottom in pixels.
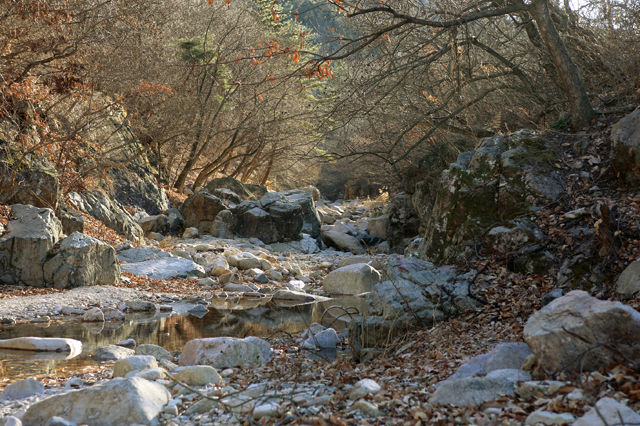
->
0, 296, 362, 379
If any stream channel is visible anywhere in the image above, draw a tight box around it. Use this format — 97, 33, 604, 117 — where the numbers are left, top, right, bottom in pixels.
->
0, 296, 363, 379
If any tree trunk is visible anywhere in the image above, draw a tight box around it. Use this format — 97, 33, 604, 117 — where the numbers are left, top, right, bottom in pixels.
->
529, 0, 595, 130
173, 140, 199, 193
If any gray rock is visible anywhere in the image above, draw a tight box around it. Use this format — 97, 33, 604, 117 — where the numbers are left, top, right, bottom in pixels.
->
117, 246, 171, 263
124, 300, 157, 312
179, 337, 265, 369
610, 108, 640, 185
126, 368, 166, 381
180, 192, 230, 235
252, 403, 281, 420
336, 256, 371, 268
0, 152, 59, 210
175, 366, 222, 386
387, 194, 420, 253
254, 273, 269, 284
524, 290, 640, 373
447, 354, 491, 381
365, 257, 481, 327
573, 397, 640, 426
82, 308, 104, 322
616, 260, 640, 299
0, 205, 62, 287
430, 377, 515, 406
485, 369, 532, 383
349, 379, 381, 400
223, 283, 254, 293
227, 252, 262, 270
367, 215, 389, 241
302, 328, 340, 350
92, 345, 135, 361
525, 410, 575, 425
121, 257, 205, 279
187, 304, 209, 316
137, 215, 169, 236
113, 355, 158, 378
135, 344, 172, 361
0, 416, 22, 426
243, 336, 272, 361
103, 309, 125, 321
351, 400, 381, 417
321, 230, 364, 255
485, 342, 533, 373
272, 289, 320, 302
67, 189, 144, 242
183, 227, 199, 239
0, 378, 44, 401
57, 209, 84, 236
21, 377, 170, 426
43, 232, 121, 289
211, 209, 235, 239
322, 263, 380, 295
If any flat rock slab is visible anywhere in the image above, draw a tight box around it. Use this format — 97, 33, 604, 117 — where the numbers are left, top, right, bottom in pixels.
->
0, 337, 82, 355
121, 257, 205, 280
117, 246, 171, 263
21, 377, 170, 426
430, 377, 515, 406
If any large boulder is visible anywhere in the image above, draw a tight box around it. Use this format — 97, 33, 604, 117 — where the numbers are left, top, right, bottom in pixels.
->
367, 214, 389, 241
610, 108, 640, 185
367, 257, 482, 325
179, 337, 265, 369
616, 259, 640, 299
205, 177, 267, 200
0, 204, 63, 286
0, 150, 60, 210
387, 194, 420, 253
137, 214, 169, 236
573, 397, 640, 426
0, 337, 82, 354
43, 232, 121, 288
180, 191, 230, 235
524, 290, 640, 373
322, 263, 380, 295
418, 132, 564, 264
21, 377, 171, 426
67, 189, 144, 242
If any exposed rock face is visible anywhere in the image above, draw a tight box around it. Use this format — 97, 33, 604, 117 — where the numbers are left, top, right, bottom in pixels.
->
0, 150, 60, 210
180, 191, 230, 235
205, 177, 268, 200
524, 290, 640, 373
67, 189, 144, 242
418, 132, 565, 264
43, 232, 121, 288
387, 194, 420, 253
56, 207, 85, 235
0, 204, 63, 286
21, 377, 171, 426
367, 214, 389, 241
211, 209, 235, 238
610, 108, 640, 185
232, 190, 321, 244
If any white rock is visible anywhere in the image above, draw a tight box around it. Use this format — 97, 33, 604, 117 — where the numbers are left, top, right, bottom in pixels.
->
525, 410, 575, 425
21, 377, 171, 426
244, 337, 272, 362
121, 257, 205, 279
323, 263, 380, 295
0, 416, 21, 426
524, 290, 640, 372
227, 253, 262, 270
127, 367, 166, 381
349, 379, 382, 400
0, 378, 44, 401
113, 355, 158, 378
573, 397, 640, 426
272, 290, 319, 302
179, 337, 265, 369
0, 337, 82, 354
430, 377, 515, 406
616, 260, 640, 299
486, 369, 532, 383
175, 366, 222, 386
92, 345, 135, 361
224, 283, 254, 293
253, 403, 281, 419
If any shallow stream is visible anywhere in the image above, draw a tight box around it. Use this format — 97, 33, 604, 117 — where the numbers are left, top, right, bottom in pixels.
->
0, 296, 363, 379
